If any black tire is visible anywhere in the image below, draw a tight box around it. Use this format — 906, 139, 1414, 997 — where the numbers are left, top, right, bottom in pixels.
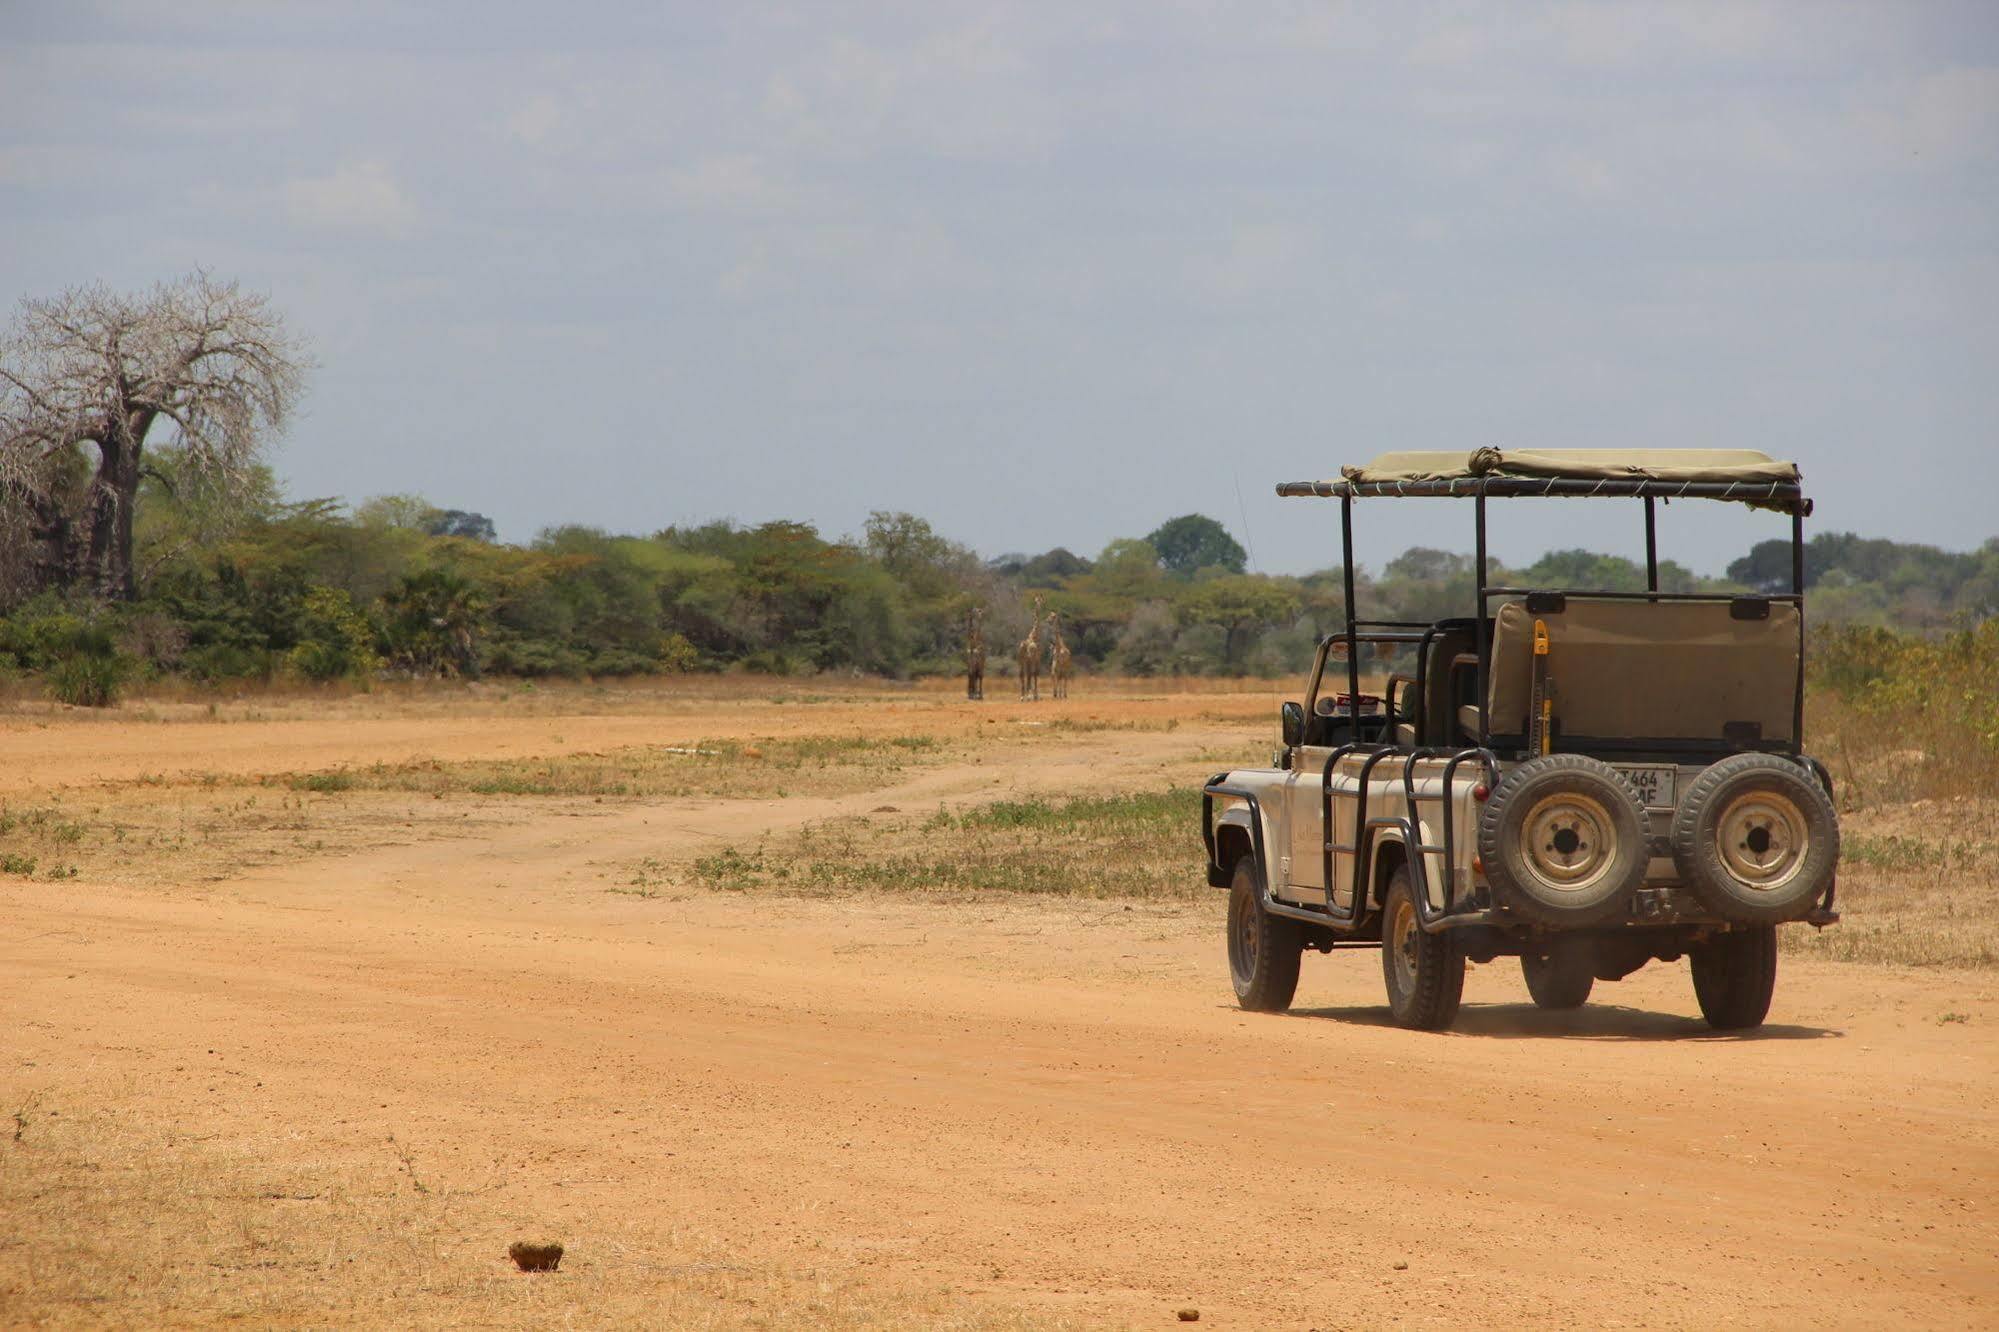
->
1672, 754, 1838, 926
1477, 755, 1649, 928
1689, 926, 1777, 1030
1226, 854, 1301, 1012
1521, 948, 1595, 1009
1380, 867, 1465, 1030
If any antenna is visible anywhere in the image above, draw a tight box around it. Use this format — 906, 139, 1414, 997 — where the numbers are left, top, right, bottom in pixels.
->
1232, 468, 1259, 573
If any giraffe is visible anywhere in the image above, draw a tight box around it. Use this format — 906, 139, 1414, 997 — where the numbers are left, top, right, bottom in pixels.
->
965, 606, 986, 701
1047, 612, 1073, 700
1016, 596, 1046, 701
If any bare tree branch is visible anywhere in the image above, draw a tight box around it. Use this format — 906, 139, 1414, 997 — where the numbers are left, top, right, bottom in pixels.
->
0, 271, 311, 598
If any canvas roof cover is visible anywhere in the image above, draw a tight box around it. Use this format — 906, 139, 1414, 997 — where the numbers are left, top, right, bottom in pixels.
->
1339, 448, 1799, 486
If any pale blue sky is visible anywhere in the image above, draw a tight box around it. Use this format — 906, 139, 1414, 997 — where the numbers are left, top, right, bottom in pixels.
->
4, 2, 1995, 574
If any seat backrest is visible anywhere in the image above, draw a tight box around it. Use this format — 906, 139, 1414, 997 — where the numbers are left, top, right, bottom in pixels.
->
1487, 598, 1799, 744
1418, 621, 1479, 745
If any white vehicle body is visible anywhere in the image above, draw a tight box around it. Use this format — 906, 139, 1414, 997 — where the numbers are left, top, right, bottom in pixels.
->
1201, 450, 1841, 1031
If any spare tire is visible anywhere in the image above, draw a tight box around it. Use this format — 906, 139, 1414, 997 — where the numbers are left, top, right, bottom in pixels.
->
1672, 754, 1838, 925
1477, 755, 1648, 927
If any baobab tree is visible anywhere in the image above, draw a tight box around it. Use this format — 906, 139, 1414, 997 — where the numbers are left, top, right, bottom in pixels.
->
0, 272, 307, 599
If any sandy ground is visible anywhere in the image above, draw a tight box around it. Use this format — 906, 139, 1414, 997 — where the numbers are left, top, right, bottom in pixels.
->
3, 686, 1995, 1328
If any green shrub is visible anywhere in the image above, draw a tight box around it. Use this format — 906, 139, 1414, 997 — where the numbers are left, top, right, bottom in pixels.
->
184, 642, 278, 683
0, 596, 88, 670
657, 632, 700, 673
287, 586, 381, 682
47, 652, 129, 707
482, 637, 587, 678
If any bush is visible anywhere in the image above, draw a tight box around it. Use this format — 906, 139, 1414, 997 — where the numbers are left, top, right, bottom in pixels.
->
1810, 619, 1999, 803
184, 642, 278, 684
657, 632, 701, 674
0, 597, 87, 670
45, 625, 131, 707
287, 586, 381, 682
481, 636, 587, 678
119, 612, 189, 673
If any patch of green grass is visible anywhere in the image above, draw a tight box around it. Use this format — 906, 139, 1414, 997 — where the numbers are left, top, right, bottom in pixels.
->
691, 844, 769, 891
610, 856, 675, 898
1839, 834, 1979, 872
942, 790, 1190, 833
289, 771, 356, 793
685, 788, 1207, 900
1035, 716, 1179, 734
2, 853, 37, 876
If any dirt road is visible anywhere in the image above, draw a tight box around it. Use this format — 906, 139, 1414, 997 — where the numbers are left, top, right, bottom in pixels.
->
3, 699, 1995, 1327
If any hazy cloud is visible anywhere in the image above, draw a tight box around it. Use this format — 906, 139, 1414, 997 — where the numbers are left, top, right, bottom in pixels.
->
283, 160, 417, 236
507, 93, 564, 147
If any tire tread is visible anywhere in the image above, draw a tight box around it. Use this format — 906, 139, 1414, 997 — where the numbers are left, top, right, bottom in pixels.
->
1690, 926, 1777, 1029
1229, 856, 1302, 1012
1382, 870, 1464, 1030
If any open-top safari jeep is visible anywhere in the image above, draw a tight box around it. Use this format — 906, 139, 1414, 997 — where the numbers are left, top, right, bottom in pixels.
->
1202, 449, 1839, 1031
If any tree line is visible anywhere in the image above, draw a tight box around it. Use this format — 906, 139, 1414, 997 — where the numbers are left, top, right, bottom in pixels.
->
3, 468, 1993, 703
3, 273, 1994, 702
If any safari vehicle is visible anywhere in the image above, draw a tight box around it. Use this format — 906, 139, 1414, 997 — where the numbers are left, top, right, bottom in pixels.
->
1201, 449, 1839, 1031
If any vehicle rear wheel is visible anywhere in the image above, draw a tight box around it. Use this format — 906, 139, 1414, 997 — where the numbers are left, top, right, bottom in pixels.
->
1227, 854, 1301, 1012
1381, 867, 1464, 1030
1521, 948, 1595, 1009
1689, 927, 1777, 1030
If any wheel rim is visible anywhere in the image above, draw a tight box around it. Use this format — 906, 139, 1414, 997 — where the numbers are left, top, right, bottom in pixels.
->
1520, 792, 1618, 895
1388, 895, 1419, 998
1716, 789, 1808, 892
1229, 886, 1258, 982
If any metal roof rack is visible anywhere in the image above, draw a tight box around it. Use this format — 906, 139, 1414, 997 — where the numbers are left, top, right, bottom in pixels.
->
1278, 448, 1809, 513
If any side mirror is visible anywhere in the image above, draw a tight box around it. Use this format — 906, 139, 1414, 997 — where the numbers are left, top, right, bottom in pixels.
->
1280, 700, 1304, 748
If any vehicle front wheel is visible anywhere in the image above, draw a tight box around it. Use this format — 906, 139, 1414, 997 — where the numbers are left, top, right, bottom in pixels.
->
1689, 927, 1777, 1030
1227, 854, 1301, 1012
1381, 867, 1464, 1030
1521, 947, 1595, 1009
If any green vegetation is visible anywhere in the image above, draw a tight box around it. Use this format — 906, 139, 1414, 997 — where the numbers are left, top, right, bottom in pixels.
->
1809, 618, 1999, 804
1, 441, 1994, 704
687, 789, 1204, 899
1733, 532, 1999, 628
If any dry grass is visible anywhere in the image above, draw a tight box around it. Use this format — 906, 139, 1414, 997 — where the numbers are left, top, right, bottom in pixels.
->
260, 733, 948, 801
0, 1093, 1060, 1330
0, 788, 503, 888
1781, 801, 1999, 969
1796, 628, 1999, 967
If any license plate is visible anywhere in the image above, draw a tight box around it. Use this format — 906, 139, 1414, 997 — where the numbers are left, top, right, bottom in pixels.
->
1618, 765, 1676, 809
